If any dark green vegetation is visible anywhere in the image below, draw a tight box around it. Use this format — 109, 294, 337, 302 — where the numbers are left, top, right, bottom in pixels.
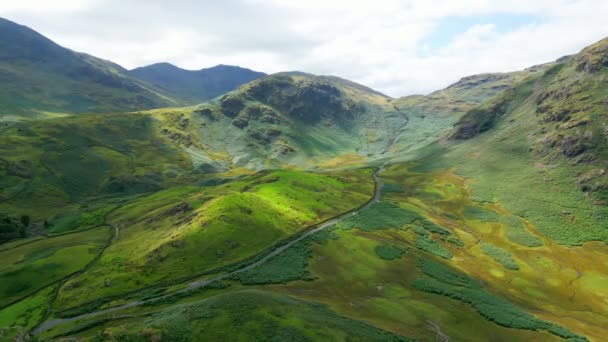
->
129, 63, 266, 104
479, 242, 519, 270
235, 242, 314, 285
374, 245, 405, 260
73, 291, 410, 341
412, 259, 584, 340
0, 20, 607, 342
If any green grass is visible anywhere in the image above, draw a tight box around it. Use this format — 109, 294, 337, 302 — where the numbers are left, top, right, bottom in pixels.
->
0, 226, 110, 307
479, 242, 519, 270
0, 285, 53, 329
45, 205, 115, 234
55, 290, 411, 341
53, 169, 374, 311
374, 245, 405, 260
500, 216, 543, 247
0, 113, 192, 222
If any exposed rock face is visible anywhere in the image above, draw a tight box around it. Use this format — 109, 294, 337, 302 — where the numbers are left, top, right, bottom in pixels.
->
243, 75, 363, 125
7, 160, 33, 178
219, 95, 245, 118
447, 73, 510, 90
575, 38, 608, 73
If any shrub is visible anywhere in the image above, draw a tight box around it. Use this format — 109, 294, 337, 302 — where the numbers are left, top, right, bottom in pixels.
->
479, 242, 519, 270
463, 206, 500, 222
501, 216, 543, 247
415, 235, 453, 259
234, 242, 313, 285
374, 245, 405, 260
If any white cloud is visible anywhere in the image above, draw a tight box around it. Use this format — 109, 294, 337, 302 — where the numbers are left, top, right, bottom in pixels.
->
1, 0, 607, 96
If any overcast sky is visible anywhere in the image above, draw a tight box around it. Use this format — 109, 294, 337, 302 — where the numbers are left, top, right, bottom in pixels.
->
1, 0, 607, 97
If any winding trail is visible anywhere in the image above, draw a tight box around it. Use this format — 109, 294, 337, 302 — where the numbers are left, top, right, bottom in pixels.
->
33, 166, 386, 335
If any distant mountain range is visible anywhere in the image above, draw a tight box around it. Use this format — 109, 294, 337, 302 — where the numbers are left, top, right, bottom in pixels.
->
0, 17, 265, 119
129, 63, 265, 105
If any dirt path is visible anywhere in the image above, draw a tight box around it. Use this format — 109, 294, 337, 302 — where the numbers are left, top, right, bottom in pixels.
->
33, 166, 386, 335
427, 320, 450, 342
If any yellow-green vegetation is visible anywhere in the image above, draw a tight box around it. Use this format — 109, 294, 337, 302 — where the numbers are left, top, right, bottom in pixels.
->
500, 215, 543, 247
0, 286, 53, 329
246, 164, 607, 341
411, 258, 582, 340
52, 169, 374, 312
0, 227, 111, 307
443, 41, 608, 245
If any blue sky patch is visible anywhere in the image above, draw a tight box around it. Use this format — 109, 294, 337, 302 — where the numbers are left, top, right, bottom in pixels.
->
423, 13, 541, 51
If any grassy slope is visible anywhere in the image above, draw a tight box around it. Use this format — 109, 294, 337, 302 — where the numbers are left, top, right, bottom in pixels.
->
47, 164, 605, 341
435, 41, 608, 245
256, 165, 604, 341
0, 112, 193, 223
0, 227, 111, 308
389, 67, 548, 157
52, 169, 373, 311
186, 73, 407, 169
49, 290, 409, 341
0, 18, 179, 119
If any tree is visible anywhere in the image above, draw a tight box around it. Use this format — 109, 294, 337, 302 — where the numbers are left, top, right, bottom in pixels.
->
20, 215, 30, 227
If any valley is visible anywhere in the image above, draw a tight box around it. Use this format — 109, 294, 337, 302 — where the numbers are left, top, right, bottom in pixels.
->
0, 16, 607, 342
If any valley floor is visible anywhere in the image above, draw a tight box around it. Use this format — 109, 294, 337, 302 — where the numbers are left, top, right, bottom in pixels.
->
2, 161, 606, 341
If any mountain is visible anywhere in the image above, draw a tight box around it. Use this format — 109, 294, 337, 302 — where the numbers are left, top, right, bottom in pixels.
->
0, 17, 178, 118
0, 26, 608, 342
0, 18, 264, 120
128, 63, 266, 104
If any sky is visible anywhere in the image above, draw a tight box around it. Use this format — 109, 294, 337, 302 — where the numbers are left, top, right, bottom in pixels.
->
1, 0, 607, 97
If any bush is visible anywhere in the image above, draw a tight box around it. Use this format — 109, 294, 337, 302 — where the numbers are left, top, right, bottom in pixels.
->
374, 245, 405, 260
234, 242, 313, 285
415, 235, 453, 259
339, 202, 422, 231
463, 206, 500, 222
479, 242, 519, 270
501, 216, 543, 247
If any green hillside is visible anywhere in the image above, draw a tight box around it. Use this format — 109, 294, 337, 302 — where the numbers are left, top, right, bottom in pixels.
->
0, 18, 179, 119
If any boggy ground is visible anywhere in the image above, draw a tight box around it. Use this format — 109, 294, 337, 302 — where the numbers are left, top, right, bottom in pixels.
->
266, 164, 607, 341
28, 163, 608, 341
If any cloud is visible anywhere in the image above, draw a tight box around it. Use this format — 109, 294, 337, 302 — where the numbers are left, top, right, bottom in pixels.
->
1, 0, 607, 96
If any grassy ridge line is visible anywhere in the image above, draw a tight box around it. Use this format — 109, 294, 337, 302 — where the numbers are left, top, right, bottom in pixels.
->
55, 167, 383, 315
33, 166, 384, 334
